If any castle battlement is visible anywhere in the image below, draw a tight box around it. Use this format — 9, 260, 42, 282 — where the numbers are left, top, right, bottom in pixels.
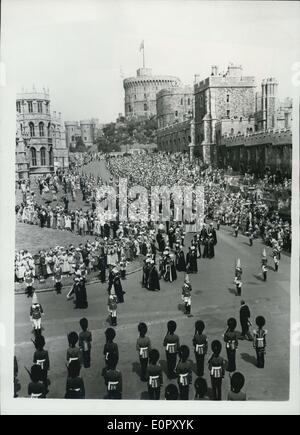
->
221, 129, 292, 147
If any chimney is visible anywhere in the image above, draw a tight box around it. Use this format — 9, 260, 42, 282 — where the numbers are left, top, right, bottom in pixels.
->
211, 65, 218, 76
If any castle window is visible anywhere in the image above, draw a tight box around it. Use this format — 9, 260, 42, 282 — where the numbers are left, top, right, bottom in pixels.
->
37, 102, 43, 113
29, 122, 35, 137
240, 117, 243, 122
175, 111, 178, 117
128, 105, 132, 112
84, 137, 87, 140
30, 147, 37, 166
71, 136, 75, 141
188, 98, 190, 105
227, 110, 230, 118
134, 95, 136, 100
181, 98, 183, 105
16, 101, 21, 113
144, 103, 148, 111
49, 148, 53, 166
45, 102, 49, 114
28, 101, 33, 113
249, 128, 253, 132
39, 122, 44, 137
226, 94, 230, 103
40, 147, 46, 166
47, 122, 51, 137
231, 128, 234, 135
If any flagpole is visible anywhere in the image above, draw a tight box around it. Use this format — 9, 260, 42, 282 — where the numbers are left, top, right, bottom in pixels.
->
143, 44, 145, 68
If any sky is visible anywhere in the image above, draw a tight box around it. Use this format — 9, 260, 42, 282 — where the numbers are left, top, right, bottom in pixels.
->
2, 0, 300, 123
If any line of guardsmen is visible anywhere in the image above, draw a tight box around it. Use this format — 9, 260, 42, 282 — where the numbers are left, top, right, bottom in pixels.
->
21, 313, 267, 400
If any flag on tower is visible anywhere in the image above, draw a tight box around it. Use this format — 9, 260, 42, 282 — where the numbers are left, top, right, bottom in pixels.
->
139, 40, 144, 51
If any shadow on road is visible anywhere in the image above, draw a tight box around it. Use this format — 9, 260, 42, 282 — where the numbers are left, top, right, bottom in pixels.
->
253, 274, 264, 282
240, 352, 257, 367
177, 303, 185, 313
159, 359, 168, 377
228, 287, 237, 296
140, 391, 149, 400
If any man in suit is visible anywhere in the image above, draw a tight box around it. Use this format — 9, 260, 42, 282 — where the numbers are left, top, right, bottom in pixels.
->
239, 300, 252, 340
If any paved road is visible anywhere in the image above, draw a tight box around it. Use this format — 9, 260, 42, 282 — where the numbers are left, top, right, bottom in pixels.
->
15, 159, 290, 400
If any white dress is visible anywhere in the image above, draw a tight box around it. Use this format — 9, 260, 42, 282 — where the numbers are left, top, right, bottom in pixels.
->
62, 254, 70, 273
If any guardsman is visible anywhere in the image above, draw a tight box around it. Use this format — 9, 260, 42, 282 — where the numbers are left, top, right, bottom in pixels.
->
108, 293, 118, 326
253, 316, 267, 368
193, 320, 208, 377
65, 360, 85, 399
227, 372, 246, 401
136, 323, 151, 382
208, 340, 226, 401
30, 293, 44, 336
146, 349, 163, 400
79, 318, 92, 369
234, 258, 243, 296
27, 365, 46, 399
194, 377, 209, 400
163, 320, 180, 379
181, 275, 192, 316
223, 318, 239, 373
261, 252, 268, 281
103, 328, 119, 375
66, 331, 81, 368
176, 345, 192, 400
104, 353, 122, 400
32, 335, 50, 394
165, 384, 179, 400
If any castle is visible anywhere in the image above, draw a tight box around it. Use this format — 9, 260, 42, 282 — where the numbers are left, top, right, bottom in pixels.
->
16, 88, 69, 181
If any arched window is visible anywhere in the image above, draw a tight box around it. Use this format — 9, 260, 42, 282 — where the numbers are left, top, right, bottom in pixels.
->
39, 122, 44, 137
29, 122, 35, 137
40, 147, 46, 166
188, 98, 191, 105
49, 148, 53, 166
31, 148, 37, 166
47, 122, 51, 137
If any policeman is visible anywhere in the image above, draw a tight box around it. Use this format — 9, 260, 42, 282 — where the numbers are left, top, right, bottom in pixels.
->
193, 320, 208, 377
223, 318, 239, 373
176, 345, 192, 400
253, 316, 267, 368
163, 321, 180, 379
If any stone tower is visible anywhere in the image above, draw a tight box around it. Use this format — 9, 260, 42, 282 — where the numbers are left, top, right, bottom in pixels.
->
261, 77, 278, 131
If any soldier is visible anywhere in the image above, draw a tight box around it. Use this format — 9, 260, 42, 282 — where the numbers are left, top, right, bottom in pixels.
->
208, 340, 226, 401
165, 384, 179, 400
65, 360, 85, 399
30, 293, 44, 336
66, 331, 81, 369
108, 293, 118, 326
104, 353, 122, 399
163, 320, 180, 379
253, 316, 267, 368
27, 365, 46, 399
136, 323, 151, 382
194, 377, 209, 400
224, 318, 239, 373
103, 328, 119, 375
181, 275, 192, 316
79, 318, 92, 369
176, 345, 192, 400
32, 335, 50, 395
147, 349, 163, 400
227, 372, 246, 401
248, 227, 254, 247
193, 320, 208, 377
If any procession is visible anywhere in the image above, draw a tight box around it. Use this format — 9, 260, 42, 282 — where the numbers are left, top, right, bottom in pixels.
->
14, 149, 291, 401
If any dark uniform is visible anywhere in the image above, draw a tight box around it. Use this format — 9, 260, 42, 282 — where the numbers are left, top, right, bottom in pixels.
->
193, 332, 208, 377
163, 332, 180, 379
104, 368, 122, 399
147, 363, 163, 400
136, 336, 151, 382
208, 354, 226, 401
224, 329, 239, 372
176, 359, 192, 400
253, 326, 267, 368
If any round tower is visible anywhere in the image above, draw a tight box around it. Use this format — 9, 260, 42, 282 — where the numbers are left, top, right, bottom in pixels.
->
156, 85, 193, 128
80, 120, 95, 147
65, 121, 79, 149
123, 67, 181, 119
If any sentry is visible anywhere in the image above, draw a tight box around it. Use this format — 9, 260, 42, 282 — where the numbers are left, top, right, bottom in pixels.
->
152, 420, 194, 430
